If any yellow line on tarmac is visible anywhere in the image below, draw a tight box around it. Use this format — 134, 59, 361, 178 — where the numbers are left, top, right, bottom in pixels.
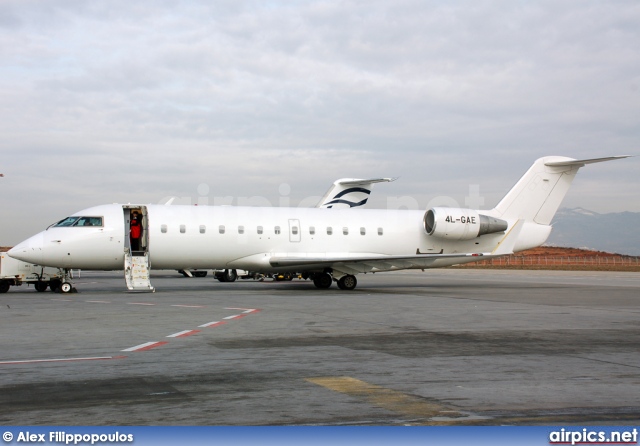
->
306, 376, 461, 423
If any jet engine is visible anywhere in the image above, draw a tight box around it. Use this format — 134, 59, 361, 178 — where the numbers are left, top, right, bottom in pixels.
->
424, 207, 508, 240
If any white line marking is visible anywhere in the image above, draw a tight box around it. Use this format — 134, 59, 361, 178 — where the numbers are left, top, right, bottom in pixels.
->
51, 299, 73, 302
86, 300, 111, 303
0, 356, 125, 365
127, 302, 156, 306
226, 307, 258, 313
198, 321, 224, 328
223, 314, 241, 320
121, 341, 163, 352
170, 304, 205, 308
166, 330, 200, 338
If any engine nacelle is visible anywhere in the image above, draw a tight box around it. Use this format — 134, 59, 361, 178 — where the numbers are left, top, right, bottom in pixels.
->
424, 207, 508, 240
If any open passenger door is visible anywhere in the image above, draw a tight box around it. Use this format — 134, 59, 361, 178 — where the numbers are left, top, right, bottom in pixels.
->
123, 205, 154, 292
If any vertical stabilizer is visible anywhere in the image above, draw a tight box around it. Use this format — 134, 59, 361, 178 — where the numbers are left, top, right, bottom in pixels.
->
492, 156, 629, 225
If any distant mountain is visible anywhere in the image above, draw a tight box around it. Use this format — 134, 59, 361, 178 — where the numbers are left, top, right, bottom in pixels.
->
547, 208, 640, 256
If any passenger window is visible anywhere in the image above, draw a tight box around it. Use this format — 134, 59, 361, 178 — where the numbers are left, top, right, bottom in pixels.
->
378, 227, 383, 236
257, 226, 263, 235
309, 226, 315, 235
180, 224, 186, 234
238, 225, 245, 234
161, 224, 167, 234
327, 227, 333, 235
219, 225, 225, 234
343, 227, 349, 235
292, 226, 299, 235
275, 226, 281, 235
199, 225, 206, 234
360, 227, 366, 235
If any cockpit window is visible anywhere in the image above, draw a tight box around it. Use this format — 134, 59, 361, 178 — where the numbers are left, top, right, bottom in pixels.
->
74, 216, 103, 227
54, 217, 80, 227
53, 216, 103, 227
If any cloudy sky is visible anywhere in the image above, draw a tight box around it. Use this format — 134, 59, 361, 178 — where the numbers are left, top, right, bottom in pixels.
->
1, 0, 638, 245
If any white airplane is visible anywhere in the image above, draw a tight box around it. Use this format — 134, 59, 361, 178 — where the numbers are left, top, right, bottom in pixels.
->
8, 156, 629, 293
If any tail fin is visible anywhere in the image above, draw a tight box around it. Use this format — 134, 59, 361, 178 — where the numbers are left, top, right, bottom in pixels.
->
492, 156, 630, 224
316, 177, 396, 209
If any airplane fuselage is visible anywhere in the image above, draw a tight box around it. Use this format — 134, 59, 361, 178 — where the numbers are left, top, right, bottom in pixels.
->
9, 155, 627, 291
13, 203, 529, 272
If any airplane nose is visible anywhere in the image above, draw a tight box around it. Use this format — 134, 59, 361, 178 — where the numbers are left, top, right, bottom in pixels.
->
8, 233, 45, 265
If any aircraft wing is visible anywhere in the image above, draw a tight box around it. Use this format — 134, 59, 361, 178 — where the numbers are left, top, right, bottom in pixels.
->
269, 251, 494, 275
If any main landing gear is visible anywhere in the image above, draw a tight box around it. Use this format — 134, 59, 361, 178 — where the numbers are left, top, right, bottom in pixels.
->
312, 273, 358, 290
337, 274, 357, 291
215, 269, 238, 283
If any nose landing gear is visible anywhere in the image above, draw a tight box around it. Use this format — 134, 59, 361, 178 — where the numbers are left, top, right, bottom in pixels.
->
56, 269, 77, 294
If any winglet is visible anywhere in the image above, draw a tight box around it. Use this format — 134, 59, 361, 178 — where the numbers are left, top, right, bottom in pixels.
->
316, 177, 396, 208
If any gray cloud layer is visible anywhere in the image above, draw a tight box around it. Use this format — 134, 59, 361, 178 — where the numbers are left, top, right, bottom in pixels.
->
1, 0, 638, 245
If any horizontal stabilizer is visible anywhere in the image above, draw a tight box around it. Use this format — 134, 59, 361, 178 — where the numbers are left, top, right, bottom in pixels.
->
545, 155, 631, 167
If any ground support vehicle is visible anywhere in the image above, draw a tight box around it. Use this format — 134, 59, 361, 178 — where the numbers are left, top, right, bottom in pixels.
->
0, 252, 64, 293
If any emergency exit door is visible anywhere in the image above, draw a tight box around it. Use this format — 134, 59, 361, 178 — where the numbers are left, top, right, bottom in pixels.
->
288, 219, 301, 243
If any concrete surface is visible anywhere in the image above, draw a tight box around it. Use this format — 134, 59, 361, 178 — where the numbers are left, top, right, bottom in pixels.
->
1, 269, 639, 425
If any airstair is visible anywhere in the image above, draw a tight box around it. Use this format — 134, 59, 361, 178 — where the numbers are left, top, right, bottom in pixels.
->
124, 251, 154, 292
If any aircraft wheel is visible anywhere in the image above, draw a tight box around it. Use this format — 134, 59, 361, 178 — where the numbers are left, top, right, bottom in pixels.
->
224, 269, 237, 282
60, 282, 73, 294
337, 275, 357, 291
49, 280, 61, 292
313, 273, 332, 289
194, 271, 208, 278
34, 281, 48, 292
0, 280, 10, 294
217, 269, 237, 282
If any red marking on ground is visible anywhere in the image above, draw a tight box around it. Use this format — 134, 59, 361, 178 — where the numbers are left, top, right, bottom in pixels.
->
122, 341, 169, 352
136, 341, 168, 351
199, 321, 227, 328
167, 330, 201, 338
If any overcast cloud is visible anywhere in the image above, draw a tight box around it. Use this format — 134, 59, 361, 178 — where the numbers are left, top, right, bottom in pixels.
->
1, 0, 638, 245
